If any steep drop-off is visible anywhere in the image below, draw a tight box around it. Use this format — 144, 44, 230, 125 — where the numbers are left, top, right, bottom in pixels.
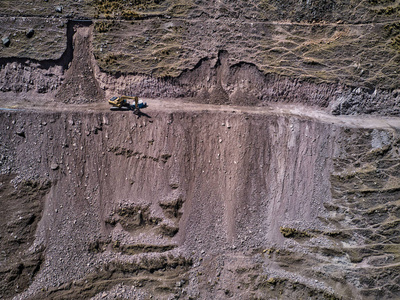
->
1, 106, 400, 299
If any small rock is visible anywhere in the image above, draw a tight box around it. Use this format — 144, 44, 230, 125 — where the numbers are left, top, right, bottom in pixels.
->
2, 37, 10, 47
16, 130, 25, 138
26, 28, 35, 38
50, 163, 59, 170
55, 6, 63, 13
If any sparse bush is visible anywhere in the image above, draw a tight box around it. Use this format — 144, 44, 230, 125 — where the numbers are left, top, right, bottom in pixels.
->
94, 21, 113, 33
391, 35, 400, 52
93, 0, 166, 18
280, 227, 311, 238
121, 9, 141, 20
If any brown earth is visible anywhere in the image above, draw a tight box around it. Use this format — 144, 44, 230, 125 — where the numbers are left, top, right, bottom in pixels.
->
55, 25, 104, 104
0, 175, 50, 299
2, 1, 400, 299
0, 101, 400, 299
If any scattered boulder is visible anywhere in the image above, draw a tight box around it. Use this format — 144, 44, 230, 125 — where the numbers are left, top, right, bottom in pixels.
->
2, 37, 10, 47
55, 6, 63, 13
26, 28, 35, 38
50, 163, 59, 170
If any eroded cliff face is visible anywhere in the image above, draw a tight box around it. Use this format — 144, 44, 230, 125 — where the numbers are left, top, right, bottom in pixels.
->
1, 107, 399, 299
2, 0, 400, 115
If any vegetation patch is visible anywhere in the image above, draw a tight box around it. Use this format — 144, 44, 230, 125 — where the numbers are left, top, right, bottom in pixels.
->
368, 0, 396, 5
323, 230, 351, 239
376, 3, 400, 15
391, 35, 400, 52
109, 146, 141, 158
384, 22, 400, 37
93, 0, 167, 19
94, 21, 115, 33
0, 17, 65, 60
280, 227, 311, 238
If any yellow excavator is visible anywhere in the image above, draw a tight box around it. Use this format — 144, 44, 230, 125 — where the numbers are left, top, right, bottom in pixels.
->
108, 96, 147, 111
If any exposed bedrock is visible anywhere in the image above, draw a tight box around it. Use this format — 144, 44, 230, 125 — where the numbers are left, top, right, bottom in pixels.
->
2, 109, 400, 299
95, 50, 400, 116
172, 50, 337, 107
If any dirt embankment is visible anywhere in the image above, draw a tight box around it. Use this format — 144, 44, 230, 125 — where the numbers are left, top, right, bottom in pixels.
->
1, 107, 400, 299
1, 17, 400, 115
55, 24, 104, 104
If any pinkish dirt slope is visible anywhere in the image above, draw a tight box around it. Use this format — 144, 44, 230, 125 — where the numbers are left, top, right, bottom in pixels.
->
1, 102, 400, 299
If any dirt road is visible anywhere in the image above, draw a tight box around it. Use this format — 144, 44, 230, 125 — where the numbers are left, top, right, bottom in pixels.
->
2, 97, 400, 130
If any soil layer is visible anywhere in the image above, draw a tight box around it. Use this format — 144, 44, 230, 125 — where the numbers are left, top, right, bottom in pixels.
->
1, 105, 400, 299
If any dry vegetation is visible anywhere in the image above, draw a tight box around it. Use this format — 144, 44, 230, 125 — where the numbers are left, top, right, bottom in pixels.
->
92, 18, 188, 76
0, 17, 66, 60
91, 17, 400, 89
1, 0, 400, 89
0, 0, 95, 18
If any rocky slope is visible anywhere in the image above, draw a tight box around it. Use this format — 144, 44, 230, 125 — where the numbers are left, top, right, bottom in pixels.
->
1, 0, 400, 299
0, 106, 399, 299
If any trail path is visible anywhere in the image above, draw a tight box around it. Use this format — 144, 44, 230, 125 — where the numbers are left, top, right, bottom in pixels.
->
1, 97, 400, 129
